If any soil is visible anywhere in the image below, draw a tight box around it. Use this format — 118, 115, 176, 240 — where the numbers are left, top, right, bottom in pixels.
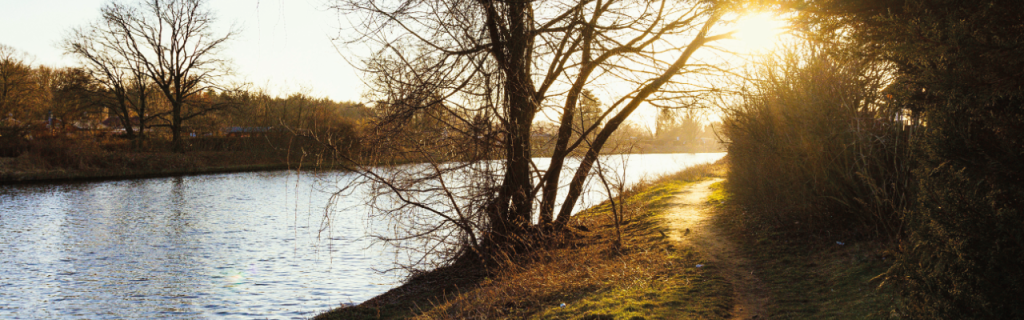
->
663, 179, 769, 320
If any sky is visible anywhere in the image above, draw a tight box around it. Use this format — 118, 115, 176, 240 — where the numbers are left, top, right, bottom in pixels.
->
0, 0, 364, 102
1, 1, 784, 129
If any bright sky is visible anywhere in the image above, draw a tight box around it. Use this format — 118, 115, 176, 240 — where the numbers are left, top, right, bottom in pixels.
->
0, 0, 363, 102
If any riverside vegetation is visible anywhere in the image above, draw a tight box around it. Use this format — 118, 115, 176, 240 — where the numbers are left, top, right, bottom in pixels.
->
0, 132, 356, 183
319, 1, 1024, 318
0, 147, 283, 182
316, 161, 735, 319
316, 159, 898, 319
0, 125, 719, 184
720, 1, 1024, 317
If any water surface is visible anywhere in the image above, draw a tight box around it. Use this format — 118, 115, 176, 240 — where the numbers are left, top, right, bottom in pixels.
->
0, 152, 724, 319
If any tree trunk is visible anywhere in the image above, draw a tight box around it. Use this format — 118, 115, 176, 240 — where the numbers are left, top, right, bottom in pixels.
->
554, 18, 720, 226
134, 89, 147, 149
538, 76, 592, 224
488, 0, 537, 240
116, 94, 136, 140
171, 101, 184, 153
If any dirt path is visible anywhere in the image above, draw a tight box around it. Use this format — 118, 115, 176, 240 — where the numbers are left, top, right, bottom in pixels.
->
663, 179, 768, 320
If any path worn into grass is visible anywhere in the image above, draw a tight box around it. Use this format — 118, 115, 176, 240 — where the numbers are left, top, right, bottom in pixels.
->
663, 179, 768, 320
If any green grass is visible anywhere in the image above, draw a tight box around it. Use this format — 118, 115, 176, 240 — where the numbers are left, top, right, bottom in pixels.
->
529, 265, 732, 320
710, 181, 897, 319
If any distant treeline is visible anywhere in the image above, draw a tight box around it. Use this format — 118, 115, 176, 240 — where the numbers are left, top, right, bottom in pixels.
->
1, 42, 375, 174
1, 44, 369, 137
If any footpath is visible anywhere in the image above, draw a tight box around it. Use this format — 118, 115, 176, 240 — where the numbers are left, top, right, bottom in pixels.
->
662, 179, 768, 320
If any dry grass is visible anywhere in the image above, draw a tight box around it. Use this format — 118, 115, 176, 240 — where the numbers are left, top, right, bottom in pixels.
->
316, 159, 733, 320
0, 136, 342, 182
317, 159, 900, 319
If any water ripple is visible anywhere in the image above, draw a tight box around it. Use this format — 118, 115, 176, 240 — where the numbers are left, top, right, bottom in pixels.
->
0, 153, 724, 319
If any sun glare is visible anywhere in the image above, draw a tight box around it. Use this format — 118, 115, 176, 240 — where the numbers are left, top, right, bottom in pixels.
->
733, 13, 786, 53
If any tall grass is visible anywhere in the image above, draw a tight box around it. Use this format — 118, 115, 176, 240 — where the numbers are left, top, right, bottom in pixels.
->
721, 43, 913, 239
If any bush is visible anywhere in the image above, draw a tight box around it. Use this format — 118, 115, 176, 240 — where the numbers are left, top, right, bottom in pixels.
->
721, 43, 912, 239
27, 137, 108, 170
0, 126, 30, 157
865, 1, 1024, 315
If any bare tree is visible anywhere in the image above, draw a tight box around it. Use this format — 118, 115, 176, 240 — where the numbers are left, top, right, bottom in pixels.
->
328, 0, 735, 268
98, 0, 237, 152
64, 22, 160, 141
0, 44, 37, 122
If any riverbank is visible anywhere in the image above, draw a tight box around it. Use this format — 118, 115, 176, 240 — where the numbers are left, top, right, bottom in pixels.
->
0, 133, 725, 184
316, 162, 735, 319
0, 149, 721, 185
0, 133, 356, 184
315, 159, 895, 319
0, 150, 345, 184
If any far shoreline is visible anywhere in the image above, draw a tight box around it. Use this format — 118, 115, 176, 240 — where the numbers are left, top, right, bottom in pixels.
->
1, 149, 724, 185
0, 162, 312, 185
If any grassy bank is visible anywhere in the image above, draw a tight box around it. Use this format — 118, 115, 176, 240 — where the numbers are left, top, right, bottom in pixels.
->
0, 136, 349, 183
314, 159, 897, 319
709, 180, 897, 319
0, 150, 346, 183
316, 161, 733, 320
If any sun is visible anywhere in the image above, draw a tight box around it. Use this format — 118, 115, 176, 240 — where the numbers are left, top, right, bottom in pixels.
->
732, 13, 786, 53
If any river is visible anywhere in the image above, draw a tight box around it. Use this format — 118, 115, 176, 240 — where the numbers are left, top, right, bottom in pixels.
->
0, 152, 725, 319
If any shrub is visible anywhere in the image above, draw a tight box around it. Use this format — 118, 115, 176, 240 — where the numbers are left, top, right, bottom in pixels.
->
860, 1, 1024, 316
721, 43, 912, 239
27, 137, 108, 170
